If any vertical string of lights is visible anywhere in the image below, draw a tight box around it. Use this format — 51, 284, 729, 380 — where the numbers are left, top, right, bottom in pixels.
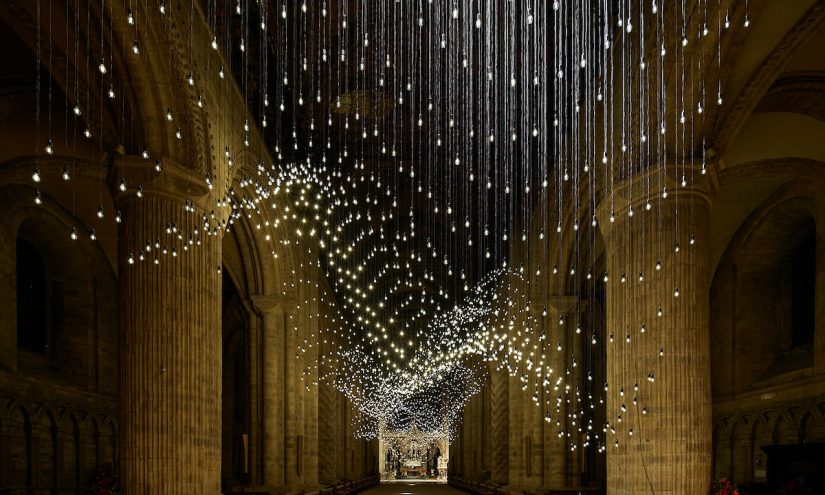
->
19, 0, 746, 450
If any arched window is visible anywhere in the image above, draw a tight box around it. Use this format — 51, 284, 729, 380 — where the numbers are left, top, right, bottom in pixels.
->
791, 231, 815, 350
16, 236, 49, 355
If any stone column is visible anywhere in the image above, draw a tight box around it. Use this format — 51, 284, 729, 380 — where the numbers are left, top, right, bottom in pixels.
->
252, 295, 288, 494
284, 307, 301, 492
599, 165, 715, 495
303, 278, 320, 492
116, 156, 222, 493
814, 194, 825, 375
543, 296, 582, 490
489, 364, 509, 486
0, 422, 13, 488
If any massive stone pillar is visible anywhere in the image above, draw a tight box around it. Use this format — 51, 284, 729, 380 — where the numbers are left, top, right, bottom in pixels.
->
252, 296, 287, 494
489, 365, 509, 486
284, 307, 300, 492
600, 166, 715, 495
117, 157, 222, 493
303, 286, 320, 492
543, 296, 581, 490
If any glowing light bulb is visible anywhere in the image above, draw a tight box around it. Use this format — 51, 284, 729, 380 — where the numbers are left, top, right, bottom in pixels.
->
98, 58, 107, 74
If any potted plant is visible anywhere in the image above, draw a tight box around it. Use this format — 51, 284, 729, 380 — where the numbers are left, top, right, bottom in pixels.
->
89, 463, 122, 495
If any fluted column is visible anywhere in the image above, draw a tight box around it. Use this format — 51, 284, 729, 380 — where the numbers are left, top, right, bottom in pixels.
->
302, 275, 320, 491
284, 307, 301, 492
116, 156, 222, 493
600, 165, 715, 495
489, 364, 509, 486
252, 295, 288, 494
543, 296, 581, 490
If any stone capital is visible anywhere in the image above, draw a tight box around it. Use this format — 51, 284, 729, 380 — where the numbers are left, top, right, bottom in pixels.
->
109, 155, 213, 212
595, 161, 718, 237
251, 294, 297, 316
545, 295, 585, 316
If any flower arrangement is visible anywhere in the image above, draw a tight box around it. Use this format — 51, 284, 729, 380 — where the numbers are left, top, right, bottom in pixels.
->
89, 463, 122, 495
712, 478, 739, 495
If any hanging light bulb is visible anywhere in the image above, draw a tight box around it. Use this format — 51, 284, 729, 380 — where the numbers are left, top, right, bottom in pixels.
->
98, 58, 107, 74
62, 167, 70, 181
159, 1, 166, 14
70, 228, 78, 240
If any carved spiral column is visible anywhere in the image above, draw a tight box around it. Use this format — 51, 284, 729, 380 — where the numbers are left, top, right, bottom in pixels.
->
601, 166, 715, 495
117, 157, 222, 493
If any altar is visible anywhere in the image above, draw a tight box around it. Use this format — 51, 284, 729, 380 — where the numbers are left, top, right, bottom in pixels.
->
378, 424, 450, 482
402, 459, 424, 478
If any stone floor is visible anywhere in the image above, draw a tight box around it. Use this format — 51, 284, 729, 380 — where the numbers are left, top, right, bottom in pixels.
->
362, 482, 466, 495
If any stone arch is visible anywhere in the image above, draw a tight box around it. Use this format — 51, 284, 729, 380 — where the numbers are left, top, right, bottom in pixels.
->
771, 410, 798, 445
0, 1, 135, 152
714, 1, 825, 154
711, 184, 818, 396
4, 405, 32, 487
799, 406, 825, 443
0, 183, 117, 388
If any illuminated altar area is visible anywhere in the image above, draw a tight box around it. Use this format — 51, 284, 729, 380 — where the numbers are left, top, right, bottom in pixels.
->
379, 425, 449, 482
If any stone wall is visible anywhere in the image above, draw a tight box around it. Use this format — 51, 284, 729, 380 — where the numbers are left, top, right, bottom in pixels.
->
710, 177, 825, 486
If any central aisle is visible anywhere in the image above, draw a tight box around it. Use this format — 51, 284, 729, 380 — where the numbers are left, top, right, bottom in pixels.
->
361, 483, 467, 495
